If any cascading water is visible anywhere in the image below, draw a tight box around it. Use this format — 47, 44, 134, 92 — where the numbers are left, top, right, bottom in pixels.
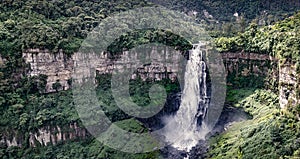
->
163, 43, 210, 153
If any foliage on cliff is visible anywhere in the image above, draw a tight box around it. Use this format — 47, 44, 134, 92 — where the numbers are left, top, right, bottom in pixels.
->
153, 0, 300, 37
0, 0, 151, 56
0, 138, 159, 159
0, 73, 179, 158
209, 89, 300, 158
215, 12, 300, 62
154, 0, 299, 22
0, 0, 197, 60
1, 0, 299, 57
107, 29, 193, 55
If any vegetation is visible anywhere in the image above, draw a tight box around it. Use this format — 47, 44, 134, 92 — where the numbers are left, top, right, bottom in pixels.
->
107, 29, 192, 56
215, 12, 300, 62
0, 1, 186, 158
0, 0, 297, 58
157, 0, 299, 22
0, 90, 79, 133
0, 0, 151, 56
96, 74, 180, 122
0, 73, 180, 158
0, 0, 299, 158
209, 89, 300, 158
208, 8, 300, 159
0, 139, 159, 159
152, 0, 300, 37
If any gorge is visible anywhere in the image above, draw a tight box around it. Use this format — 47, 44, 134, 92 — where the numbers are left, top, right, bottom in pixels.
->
0, 40, 299, 159
0, 1, 299, 157
2, 43, 298, 155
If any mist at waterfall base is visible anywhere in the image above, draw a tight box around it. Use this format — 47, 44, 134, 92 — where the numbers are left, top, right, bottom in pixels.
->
162, 46, 210, 152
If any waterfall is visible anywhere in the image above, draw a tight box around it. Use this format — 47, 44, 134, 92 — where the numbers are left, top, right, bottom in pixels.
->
163, 43, 210, 152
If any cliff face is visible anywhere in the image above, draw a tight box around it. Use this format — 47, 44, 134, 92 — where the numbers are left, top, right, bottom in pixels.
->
222, 52, 299, 108
221, 52, 278, 85
279, 63, 300, 108
22, 49, 299, 108
0, 123, 87, 148
0, 55, 4, 66
23, 47, 182, 93
23, 49, 277, 92
22, 49, 73, 93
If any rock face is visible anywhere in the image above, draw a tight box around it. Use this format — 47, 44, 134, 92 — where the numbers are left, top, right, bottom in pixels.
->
222, 52, 300, 108
0, 123, 87, 148
23, 49, 277, 92
23, 49, 73, 93
23, 47, 183, 93
29, 123, 87, 147
221, 52, 278, 86
0, 55, 4, 66
23, 49, 299, 108
279, 62, 300, 108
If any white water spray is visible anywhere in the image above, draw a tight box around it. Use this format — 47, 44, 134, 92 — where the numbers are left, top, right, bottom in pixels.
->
163, 42, 210, 152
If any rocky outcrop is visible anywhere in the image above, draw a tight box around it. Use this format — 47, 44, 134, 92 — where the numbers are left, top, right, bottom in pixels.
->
28, 123, 87, 147
23, 47, 183, 93
0, 55, 4, 66
0, 123, 87, 148
221, 52, 277, 76
221, 52, 278, 89
23, 49, 277, 93
279, 62, 300, 108
22, 49, 299, 108
23, 49, 73, 93
0, 136, 20, 147
222, 52, 300, 108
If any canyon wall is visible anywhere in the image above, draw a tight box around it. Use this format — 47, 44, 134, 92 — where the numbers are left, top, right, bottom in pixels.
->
23, 47, 183, 93
23, 49, 299, 108
221, 52, 278, 83
23, 49, 277, 92
222, 52, 299, 108
22, 49, 73, 93
279, 62, 300, 108
222, 52, 300, 108
0, 123, 87, 148
0, 49, 289, 149
221, 52, 279, 92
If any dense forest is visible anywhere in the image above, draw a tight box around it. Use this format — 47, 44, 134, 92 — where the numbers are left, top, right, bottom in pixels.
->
0, 0, 299, 55
0, 0, 299, 158
215, 12, 300, 61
